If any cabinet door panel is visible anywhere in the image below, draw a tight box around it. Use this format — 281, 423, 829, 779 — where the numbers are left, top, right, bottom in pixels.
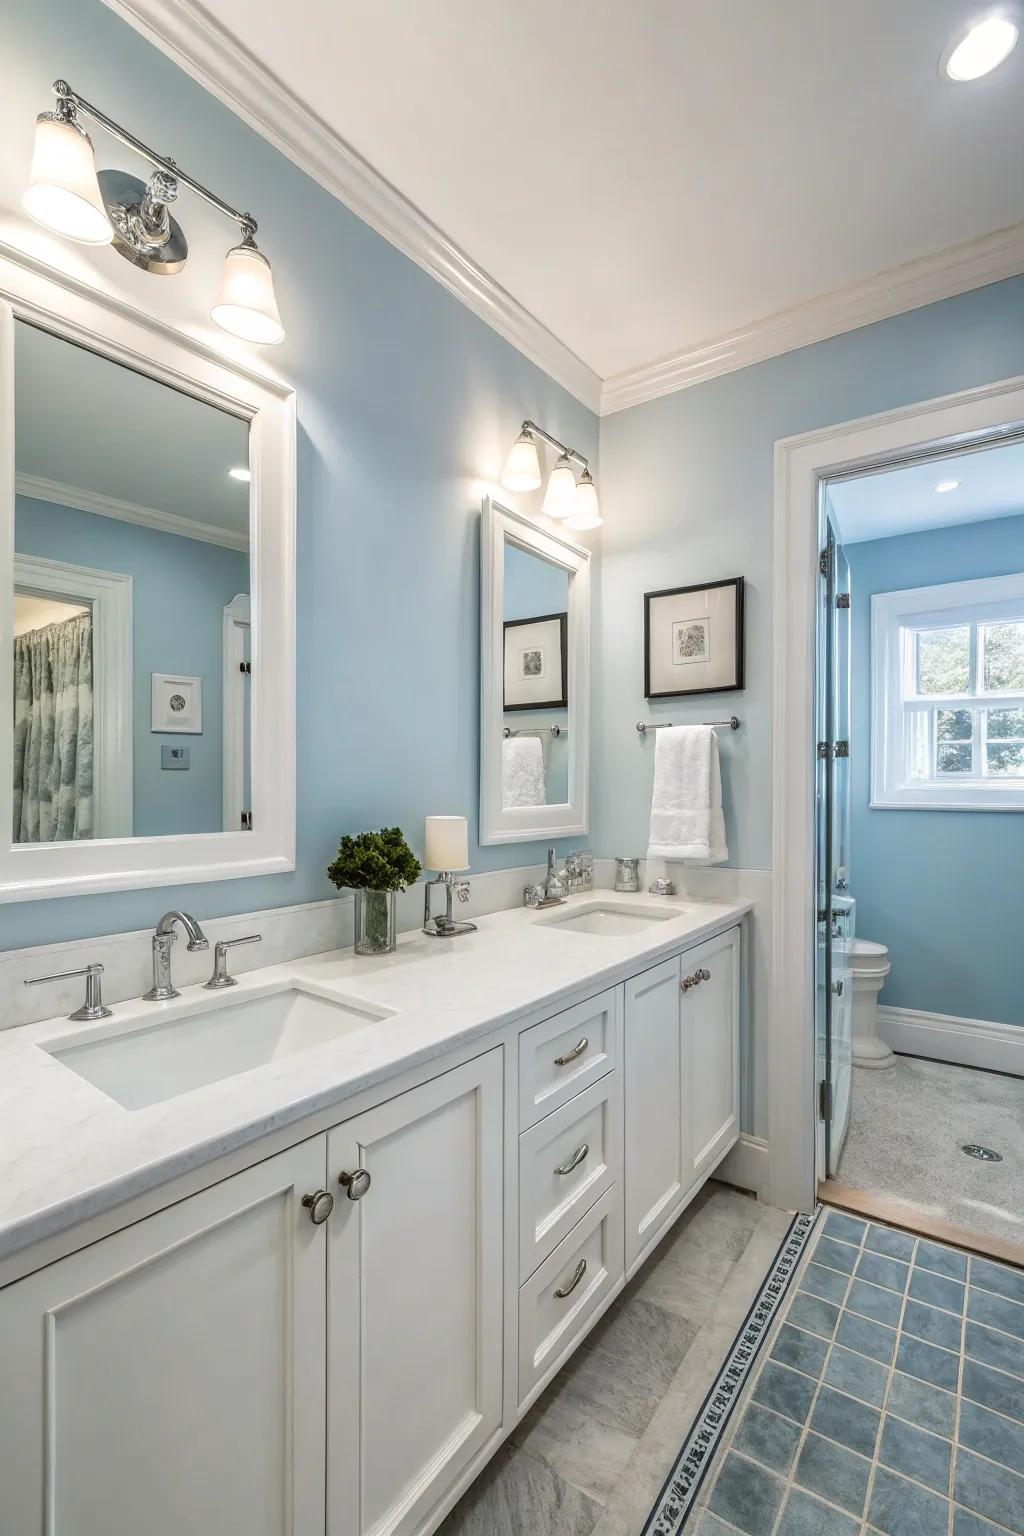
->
683, 927, 740, 1183
0, 1139, 327, 1536
327, 1049, 503, 1536
623, 956, 684, 1272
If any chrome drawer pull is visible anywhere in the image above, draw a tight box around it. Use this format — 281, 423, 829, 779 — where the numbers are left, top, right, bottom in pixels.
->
554, 1258, 587, 1299
554, 1143, 589, 1177
554, 1036, 589, 1066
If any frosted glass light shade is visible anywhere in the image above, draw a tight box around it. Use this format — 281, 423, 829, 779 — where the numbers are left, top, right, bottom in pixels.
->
22, 114, 113, 246
542, 456, 577, 519
945, 17, 1018, 79
565, 469, 602, 530
211, 242, 285, 345
502, 431, 542, 492
425, 815, 470, 871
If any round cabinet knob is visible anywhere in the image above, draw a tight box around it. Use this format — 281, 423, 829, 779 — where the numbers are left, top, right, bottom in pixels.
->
339, 1167, 372, 1201
699, 968, 711, 982
301, 1189, 334, 1225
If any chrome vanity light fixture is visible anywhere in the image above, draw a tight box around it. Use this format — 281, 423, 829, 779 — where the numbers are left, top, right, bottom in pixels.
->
22, 80, 285, 345
501, 420, 602, 528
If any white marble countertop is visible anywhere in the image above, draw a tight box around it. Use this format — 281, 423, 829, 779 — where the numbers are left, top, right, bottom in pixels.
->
0, 892, 750, 1263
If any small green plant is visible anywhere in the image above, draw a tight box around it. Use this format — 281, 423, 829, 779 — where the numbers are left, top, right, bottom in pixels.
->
327, 826, 421, 894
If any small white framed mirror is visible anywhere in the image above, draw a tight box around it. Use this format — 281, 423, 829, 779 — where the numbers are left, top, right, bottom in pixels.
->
0, 252, 296, 902
480, 497, 590, 844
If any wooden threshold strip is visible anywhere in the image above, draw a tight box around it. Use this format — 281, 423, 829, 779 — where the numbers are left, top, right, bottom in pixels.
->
819, 1178, 1024, 1270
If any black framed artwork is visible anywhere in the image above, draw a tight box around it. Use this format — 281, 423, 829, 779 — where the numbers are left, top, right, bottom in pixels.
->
643, 577, 744, 699
503, 612, 568, 710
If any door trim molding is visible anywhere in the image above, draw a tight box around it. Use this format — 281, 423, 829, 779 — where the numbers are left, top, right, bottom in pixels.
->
770, 370, 1024, 1212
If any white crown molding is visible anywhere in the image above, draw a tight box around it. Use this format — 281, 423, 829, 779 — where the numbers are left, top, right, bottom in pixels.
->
601, 223, 1024, 415
16, 472, 249, 552
99, 0, 602, 414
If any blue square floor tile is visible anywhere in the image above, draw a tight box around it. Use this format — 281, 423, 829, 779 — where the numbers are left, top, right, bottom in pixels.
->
708, 1451, 784, 1536
954, 1509, 1016, 1535
793, 1432, 870, 1518
836, 1309, 897, 1365
879, 1413, 952, 1494
753, 1362, 817, 1425
732, 1403, 803, 1477
869, 1465, 949, 1536
959, 1398, 1024, 1477
855, 1249, 909, 1293
847, 1277, 903, 1328
965, 1320, 1024, 1381
787, 1291, 839, 1339
955, 1447, 1024, 1535
896, 1333, 960, 1391
917, 1239, 967, 1281
816, 1235, 859, 1275
962, 1356, 1024, 1423
909, 1265, 965, 1315
770, 1322, 829, 1377
824, 1344, 889, 1408
866, 1224, 916, 1262
902, 1297, 964, 1352
886, 1371, 957, 1437
775, 1487, 859, 1536
823, 1210, 866, 1246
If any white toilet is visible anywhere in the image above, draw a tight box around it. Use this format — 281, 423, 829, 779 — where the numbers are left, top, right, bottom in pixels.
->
849, 939, 894, 1069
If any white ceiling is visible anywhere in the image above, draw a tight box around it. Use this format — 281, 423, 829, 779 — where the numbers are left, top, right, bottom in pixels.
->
195, 0, 1024, 382
828, 438, 1024, 543
14, 320, 250, 539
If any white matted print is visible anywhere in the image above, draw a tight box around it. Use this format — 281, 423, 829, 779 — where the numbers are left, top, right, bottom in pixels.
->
152, 673, 203, 733
645, 578, 744, 699
503, 612, 568, 710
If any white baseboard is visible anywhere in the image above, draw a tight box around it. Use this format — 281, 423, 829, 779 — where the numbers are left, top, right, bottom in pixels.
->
877, 1005, 1024, 1077
716, 1135, 770, 1200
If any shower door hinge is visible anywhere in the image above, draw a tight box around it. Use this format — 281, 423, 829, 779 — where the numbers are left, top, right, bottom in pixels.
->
835, 740, 849, 758
819, 549, 830, 576
241, 810, 253, 830
836, 592, 851, 609
239, 660, 251, 675
818, 1078, 832, 1121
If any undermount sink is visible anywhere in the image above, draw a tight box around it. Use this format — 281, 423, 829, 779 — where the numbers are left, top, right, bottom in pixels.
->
535, 900, 689, 936
42, 985, 393, 1111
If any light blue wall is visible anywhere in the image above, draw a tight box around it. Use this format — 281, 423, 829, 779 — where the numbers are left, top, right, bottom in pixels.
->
847, 514, 1024, 1027
595, 273, 1024, 869
2, 0, 597, 950
15, 497, 249, 836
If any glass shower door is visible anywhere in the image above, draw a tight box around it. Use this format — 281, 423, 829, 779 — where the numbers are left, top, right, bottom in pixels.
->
816, 518, 855, 1179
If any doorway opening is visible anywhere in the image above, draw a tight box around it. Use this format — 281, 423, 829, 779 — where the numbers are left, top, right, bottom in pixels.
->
815, 432, 1024, 1264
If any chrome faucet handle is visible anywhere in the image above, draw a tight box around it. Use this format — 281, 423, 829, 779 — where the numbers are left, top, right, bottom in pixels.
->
25, 962, 112, 1022
203, 933, 262, 990
454, 880, 471, 904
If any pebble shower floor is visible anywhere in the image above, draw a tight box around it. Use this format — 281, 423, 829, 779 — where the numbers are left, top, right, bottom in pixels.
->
684, 1210, 1024, 1536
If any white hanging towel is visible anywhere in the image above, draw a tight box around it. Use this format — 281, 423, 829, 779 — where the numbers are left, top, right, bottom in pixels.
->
647, 724, 728, 864
502, 734, 546, 808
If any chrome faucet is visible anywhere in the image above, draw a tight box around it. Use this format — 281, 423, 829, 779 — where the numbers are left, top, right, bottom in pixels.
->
143, 910, 209, 1001
541, 847, 566, 906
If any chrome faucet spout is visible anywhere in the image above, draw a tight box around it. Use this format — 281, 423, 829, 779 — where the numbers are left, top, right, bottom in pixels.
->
144, 911, 209, 1001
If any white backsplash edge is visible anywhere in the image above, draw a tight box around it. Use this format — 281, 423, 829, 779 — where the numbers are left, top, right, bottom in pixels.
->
1, 861, 549, 1031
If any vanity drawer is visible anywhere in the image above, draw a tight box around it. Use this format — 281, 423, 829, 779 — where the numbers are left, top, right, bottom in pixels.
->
518, 1184, 623, 1406
519, 1073, 620, 1279
518, 987, 621, 1129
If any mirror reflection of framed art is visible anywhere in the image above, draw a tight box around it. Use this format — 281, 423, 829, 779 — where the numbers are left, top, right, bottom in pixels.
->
503, 612, 568, 711
644, 577, 744, 699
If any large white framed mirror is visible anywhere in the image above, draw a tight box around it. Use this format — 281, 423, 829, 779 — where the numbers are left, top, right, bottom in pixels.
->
480, 497, 590, 844
0, 251, 295, 901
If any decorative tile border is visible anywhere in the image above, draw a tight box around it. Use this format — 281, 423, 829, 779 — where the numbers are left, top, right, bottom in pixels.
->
642, 1206, 820, 1535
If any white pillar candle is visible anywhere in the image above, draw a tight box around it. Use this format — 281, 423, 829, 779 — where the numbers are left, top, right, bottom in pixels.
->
424, 815, 470, 872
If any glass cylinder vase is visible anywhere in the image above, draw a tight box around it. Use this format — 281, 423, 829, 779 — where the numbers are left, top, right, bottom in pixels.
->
353, 888, 397, 956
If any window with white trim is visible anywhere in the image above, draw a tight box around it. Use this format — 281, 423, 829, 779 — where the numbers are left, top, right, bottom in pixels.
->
871, 573, 1024, 811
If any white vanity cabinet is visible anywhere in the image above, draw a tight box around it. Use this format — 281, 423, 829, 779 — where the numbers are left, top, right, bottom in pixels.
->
326, 1050, 504, 1536
624, 926, 740, 1274
0, 1139, 329, 1536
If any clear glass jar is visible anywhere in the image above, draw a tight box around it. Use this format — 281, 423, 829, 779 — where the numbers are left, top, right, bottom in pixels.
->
614, 857, 640, 892
353, 888, 397, 955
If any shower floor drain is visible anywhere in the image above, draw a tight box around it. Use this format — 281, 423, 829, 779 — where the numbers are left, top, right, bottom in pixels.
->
961, 1144, 1003, 1162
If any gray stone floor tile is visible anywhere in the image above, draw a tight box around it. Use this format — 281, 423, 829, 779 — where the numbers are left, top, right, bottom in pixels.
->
708, 1452, 784, 1536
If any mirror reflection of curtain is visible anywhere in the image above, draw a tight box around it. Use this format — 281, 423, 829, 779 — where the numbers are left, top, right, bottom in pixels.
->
13, 612, 94, 842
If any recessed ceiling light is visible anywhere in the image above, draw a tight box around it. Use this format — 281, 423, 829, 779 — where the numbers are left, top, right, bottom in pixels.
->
944, 16, 1019, 80
228, 466, 251, 482
935, 479, 962, 493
